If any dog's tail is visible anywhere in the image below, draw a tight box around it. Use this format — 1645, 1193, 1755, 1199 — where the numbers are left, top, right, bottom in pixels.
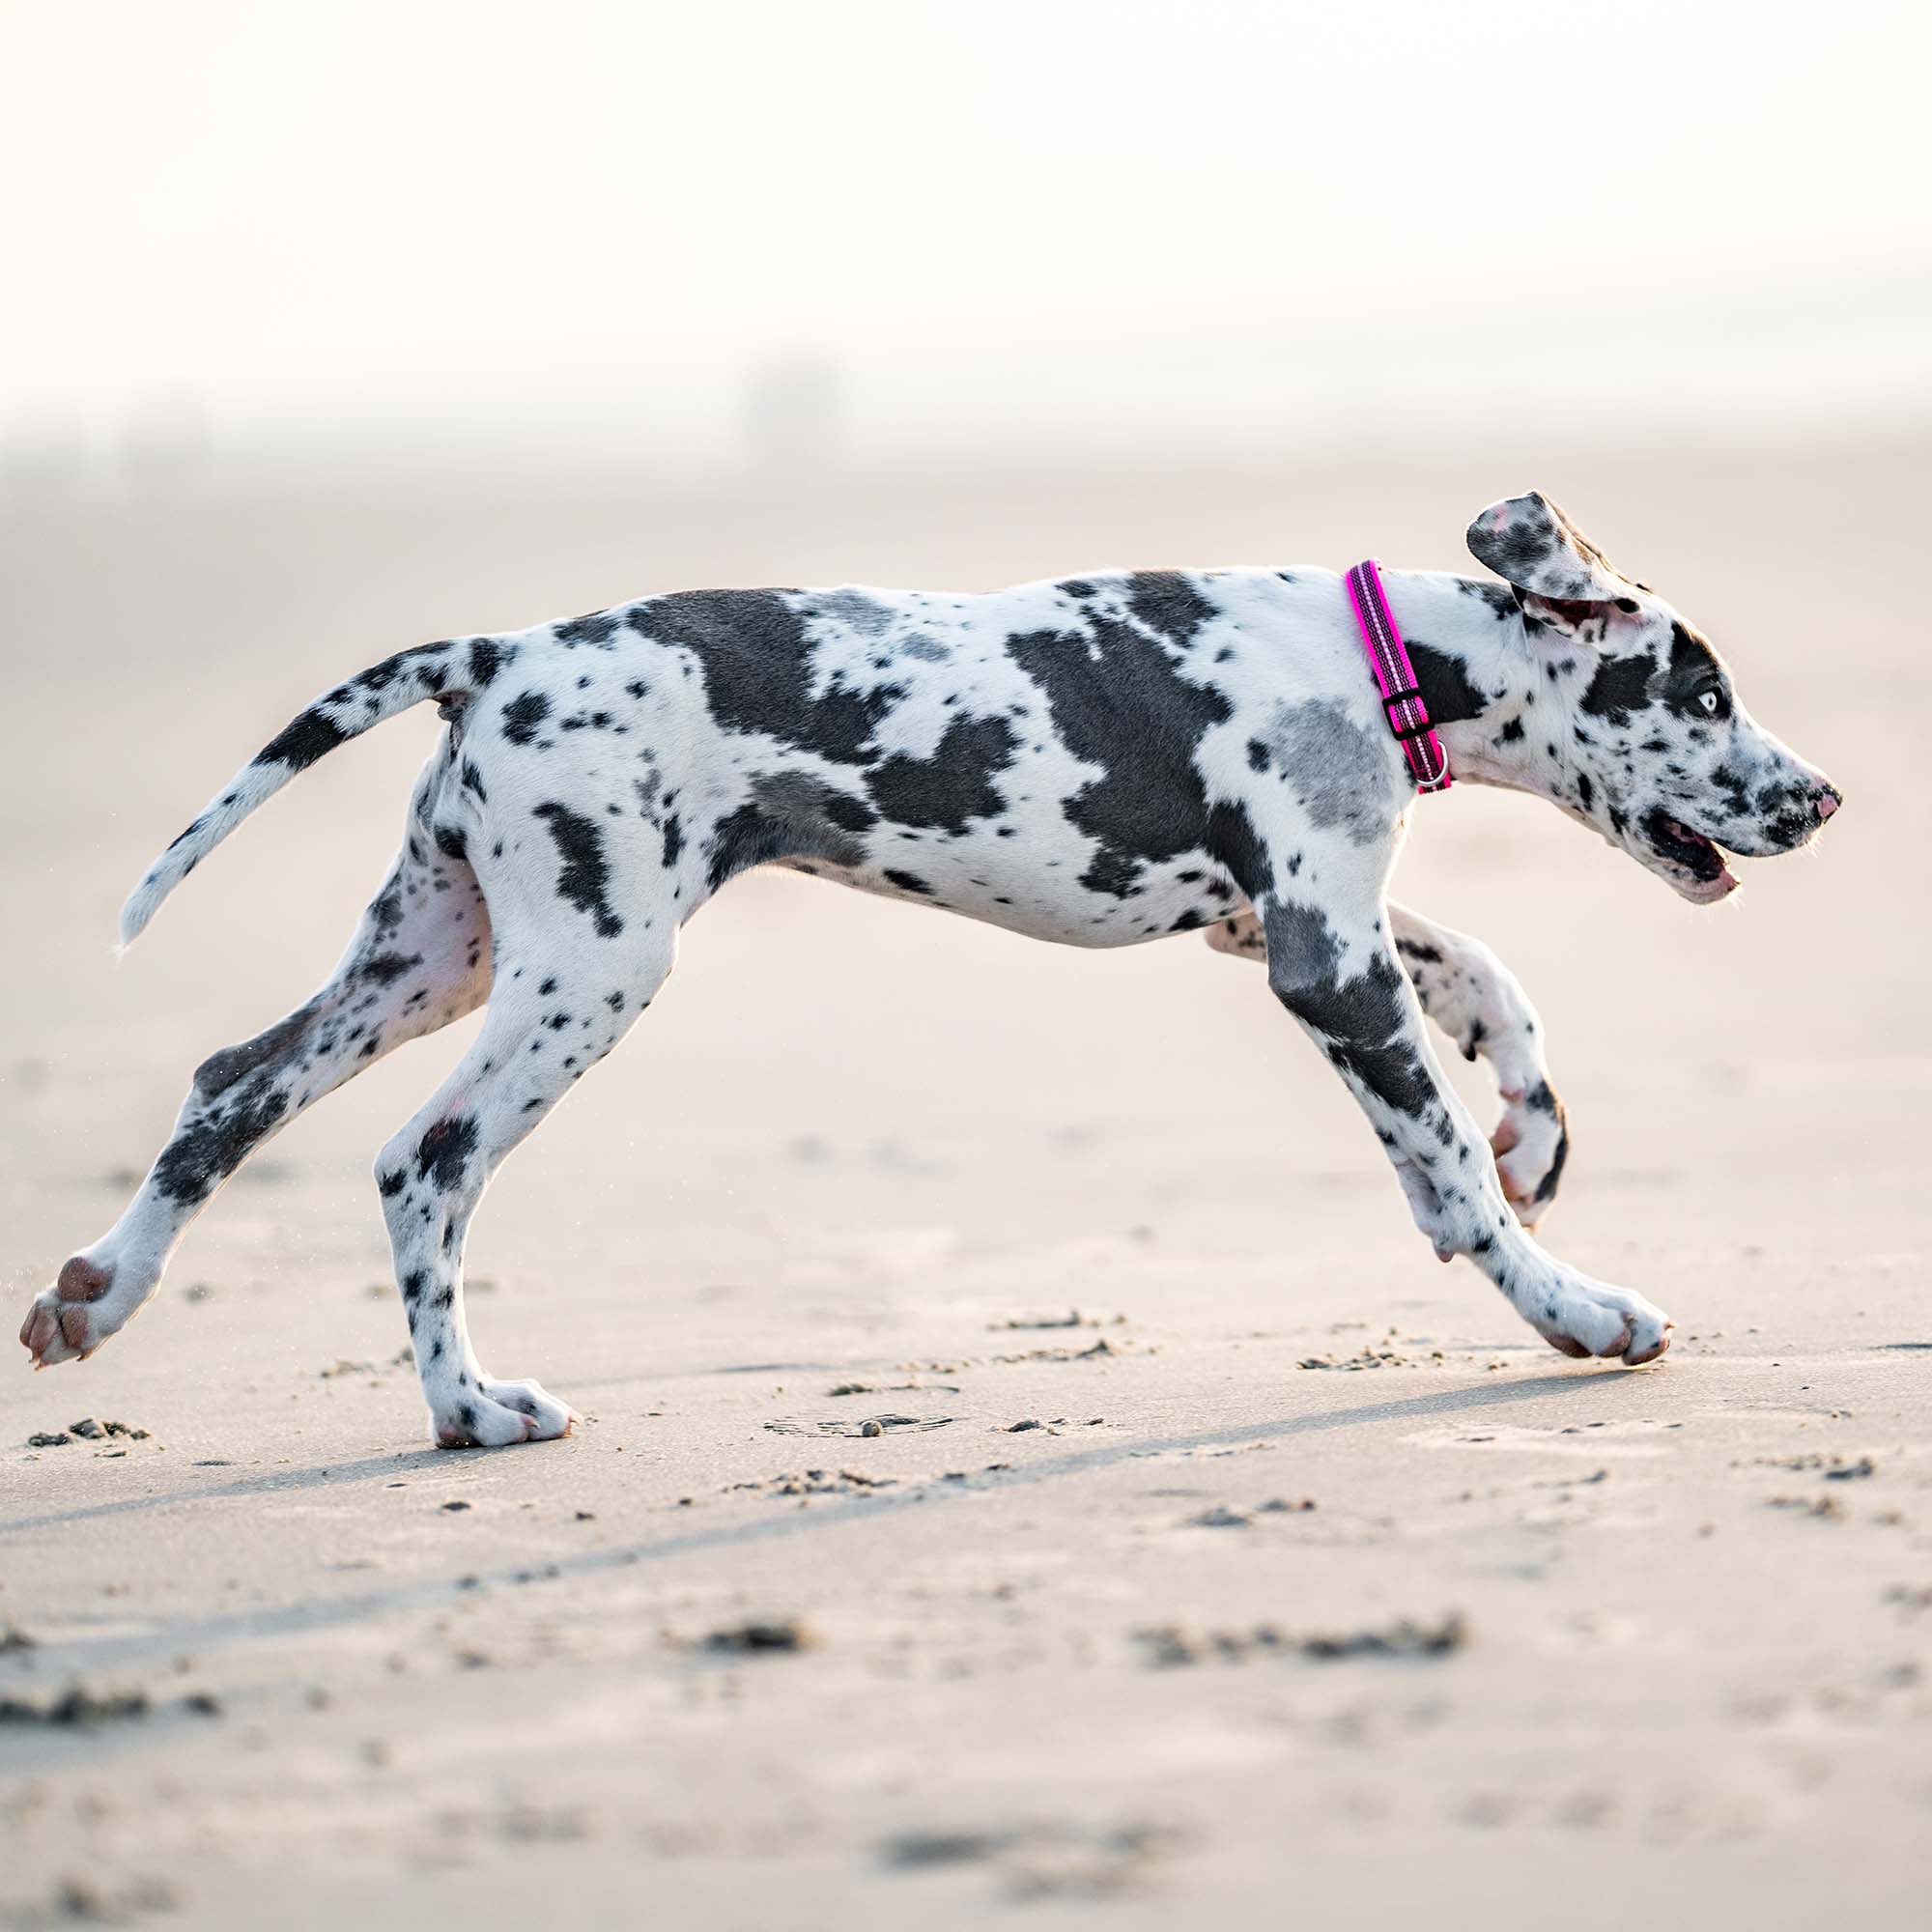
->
118, 640, 469, 949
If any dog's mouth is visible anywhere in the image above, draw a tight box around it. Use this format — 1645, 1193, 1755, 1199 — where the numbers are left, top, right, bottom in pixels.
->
1641, 809, 1738, 903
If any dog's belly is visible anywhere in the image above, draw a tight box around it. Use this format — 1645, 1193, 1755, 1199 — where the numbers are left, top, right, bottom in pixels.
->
781, 838, 1245, 950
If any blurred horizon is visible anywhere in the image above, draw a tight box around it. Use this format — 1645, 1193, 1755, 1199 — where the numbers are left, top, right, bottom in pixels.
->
6, 0, 1929, 494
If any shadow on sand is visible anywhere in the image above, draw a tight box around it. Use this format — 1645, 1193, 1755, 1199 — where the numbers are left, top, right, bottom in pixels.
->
3, 1367, 1653, 1676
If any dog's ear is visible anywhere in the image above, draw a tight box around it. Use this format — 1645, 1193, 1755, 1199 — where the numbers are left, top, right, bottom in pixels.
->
1466, 493, 1635, 606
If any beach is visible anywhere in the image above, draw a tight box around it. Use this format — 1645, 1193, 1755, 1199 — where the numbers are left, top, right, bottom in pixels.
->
1, 437, 1926, 1928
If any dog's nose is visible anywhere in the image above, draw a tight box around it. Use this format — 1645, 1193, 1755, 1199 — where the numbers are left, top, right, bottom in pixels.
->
1814, 782, 1842, 823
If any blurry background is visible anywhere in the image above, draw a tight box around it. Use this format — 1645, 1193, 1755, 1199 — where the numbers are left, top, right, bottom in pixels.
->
6, 0, 1930, 483
3, 6, 1929, 1925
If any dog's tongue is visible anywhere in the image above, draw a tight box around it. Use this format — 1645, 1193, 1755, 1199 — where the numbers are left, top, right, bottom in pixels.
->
1662, 815, 1727, 883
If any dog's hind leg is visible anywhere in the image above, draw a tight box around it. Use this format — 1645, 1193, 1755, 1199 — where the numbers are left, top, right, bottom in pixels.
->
20, 762, 492, 1370
373, 898, 677, 1449
1207, 902, 1572, 1224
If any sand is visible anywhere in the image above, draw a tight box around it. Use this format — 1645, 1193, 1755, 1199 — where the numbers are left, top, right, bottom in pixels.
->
1, 438, 1927, 1928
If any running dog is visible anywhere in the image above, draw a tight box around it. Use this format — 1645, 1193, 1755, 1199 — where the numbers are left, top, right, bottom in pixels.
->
20, 493, 1841, 1445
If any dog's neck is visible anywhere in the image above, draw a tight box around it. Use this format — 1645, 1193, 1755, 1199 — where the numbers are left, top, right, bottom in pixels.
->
1376, 568, 1553, 801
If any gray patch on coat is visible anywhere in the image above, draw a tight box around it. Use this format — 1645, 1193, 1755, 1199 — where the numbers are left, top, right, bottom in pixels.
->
193, 1001, 319, 1098
1260, 698, 1399, 846
705, 772, 875, 891
810, 589, 898, 639
1260, 901, 1341, 990
901, 635, 952, 663
750, 771, 875, 863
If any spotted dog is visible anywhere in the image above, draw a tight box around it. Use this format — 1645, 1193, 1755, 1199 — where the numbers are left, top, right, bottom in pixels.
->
21, 494, 1840, 1446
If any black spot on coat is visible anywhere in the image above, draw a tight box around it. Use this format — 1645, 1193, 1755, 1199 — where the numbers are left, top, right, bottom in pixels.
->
1578, 652, 1655, 727
255, 707, 348, 771
501, 691, 553, 746
1204, 801, 1272, 903
359, 950, 423, 987
866, 714, 1017, 834
1264, 904, 1432, 1116
1006, 615, 1231, 897
416, 1114, 480, 1189
531, 803, 624, 936
554, 611, 621, 646
1125, 571, 1215, 647
467, 638, 506, 688
1405, 642, 1491, 726
627, 590, 895, 765
154, 1080, 292, 1204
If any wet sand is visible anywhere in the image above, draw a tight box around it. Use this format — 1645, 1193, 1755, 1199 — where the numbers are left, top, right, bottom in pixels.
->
1, 439, 1926, 1927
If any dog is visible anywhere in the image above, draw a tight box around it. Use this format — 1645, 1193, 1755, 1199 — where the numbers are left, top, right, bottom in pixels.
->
20, 492, 1841, 1446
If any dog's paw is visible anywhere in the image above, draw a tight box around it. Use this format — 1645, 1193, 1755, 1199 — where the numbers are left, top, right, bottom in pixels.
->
18, 1258, 136, 1369
1491, 1079, 1570, 1230
481, 1377, 580, 1438
1532, 1272, 1672, 1366
430, 1378, 579, 1449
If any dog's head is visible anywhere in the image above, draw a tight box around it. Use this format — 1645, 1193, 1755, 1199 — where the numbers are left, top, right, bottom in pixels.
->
1467, 493, 1841, 902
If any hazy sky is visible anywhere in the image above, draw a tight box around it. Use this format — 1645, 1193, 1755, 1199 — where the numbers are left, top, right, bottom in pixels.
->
6, 0, 1928, 461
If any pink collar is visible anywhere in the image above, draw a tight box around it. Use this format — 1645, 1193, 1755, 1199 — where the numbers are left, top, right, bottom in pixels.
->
1345, 558, 1451, 794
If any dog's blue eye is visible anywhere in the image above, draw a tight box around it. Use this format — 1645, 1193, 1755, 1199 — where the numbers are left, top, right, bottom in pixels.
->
1696, 687, 1726, 718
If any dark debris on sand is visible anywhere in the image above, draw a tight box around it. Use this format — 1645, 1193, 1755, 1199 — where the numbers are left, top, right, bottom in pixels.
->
1137, 1613, 1467, 1667
702, 1619, 816, 1656
729, 1468, 896, 1499
764, 1414, 954, 1439
0, 1682, 224, 1728
25, 1418, 153, 1449
1296, 1340, 1445, 1371
0, 1686, 152, 1728
880, 1819, 1181, 1899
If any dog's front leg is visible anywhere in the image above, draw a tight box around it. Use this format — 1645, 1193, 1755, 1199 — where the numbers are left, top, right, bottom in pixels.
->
1257, 890, 1668, 1364
1208, 904, 1571, 1224
1385, 905, 1569, 1227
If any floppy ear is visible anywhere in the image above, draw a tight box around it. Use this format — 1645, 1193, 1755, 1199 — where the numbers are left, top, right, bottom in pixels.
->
1466, 493, 1634, 604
